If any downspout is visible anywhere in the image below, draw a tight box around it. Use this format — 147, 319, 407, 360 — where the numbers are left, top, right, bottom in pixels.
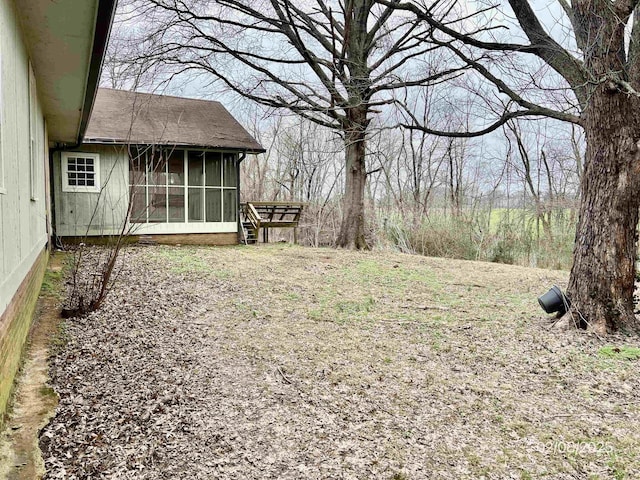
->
48, 146, 57, 248
237, 152, 246, 244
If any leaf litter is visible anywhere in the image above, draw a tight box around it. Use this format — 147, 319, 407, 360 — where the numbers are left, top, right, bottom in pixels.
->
40, 244, 640, 479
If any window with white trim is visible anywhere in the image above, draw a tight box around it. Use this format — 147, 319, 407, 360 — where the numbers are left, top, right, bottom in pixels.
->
61, 152, 100, 193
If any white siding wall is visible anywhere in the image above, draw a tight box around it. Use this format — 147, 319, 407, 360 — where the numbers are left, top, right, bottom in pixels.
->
53, 144, 130, 237
0, 0, 49, 315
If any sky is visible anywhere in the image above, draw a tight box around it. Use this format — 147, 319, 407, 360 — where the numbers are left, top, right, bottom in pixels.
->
100, 0, 585, 197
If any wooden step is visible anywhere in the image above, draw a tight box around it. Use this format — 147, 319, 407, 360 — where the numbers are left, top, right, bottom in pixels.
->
242, 224, 258, 245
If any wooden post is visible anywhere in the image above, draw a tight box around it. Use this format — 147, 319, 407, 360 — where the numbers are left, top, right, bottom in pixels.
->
293, 227, 297, 245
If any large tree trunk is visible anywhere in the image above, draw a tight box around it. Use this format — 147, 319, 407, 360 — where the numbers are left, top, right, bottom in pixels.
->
337, 108, 368, 249
566, 88, 640, 334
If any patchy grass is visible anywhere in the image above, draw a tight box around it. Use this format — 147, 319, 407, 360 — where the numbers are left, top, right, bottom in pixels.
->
38, 385, 57, 400
42, 244, 640, 479
49, 321, 70, 357
598, 345, 640, 361
154, 247, 211, 273
153, 246, 232, 278
40, 269, 64, 298
40, 254, 71, 299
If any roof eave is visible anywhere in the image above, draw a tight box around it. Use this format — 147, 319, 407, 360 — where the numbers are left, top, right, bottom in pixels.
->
17, 0, 117, 144
77, 0, 118, 145
82, 138, 266, 154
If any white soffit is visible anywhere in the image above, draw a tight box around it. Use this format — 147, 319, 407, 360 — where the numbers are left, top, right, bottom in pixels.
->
17, 0, 101, 143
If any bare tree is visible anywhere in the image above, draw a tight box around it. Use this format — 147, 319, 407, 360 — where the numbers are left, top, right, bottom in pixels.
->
504, 120, 554, 241
392, 88, 447, 221
102, 2, 157, 90
120, 0, 469, 248
390, 0, 640, 334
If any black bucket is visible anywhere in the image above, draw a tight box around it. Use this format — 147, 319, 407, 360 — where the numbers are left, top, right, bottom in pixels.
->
538, 285, 570, 315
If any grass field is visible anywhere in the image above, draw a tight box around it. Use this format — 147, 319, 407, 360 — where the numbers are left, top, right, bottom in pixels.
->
380, 207, 577, 270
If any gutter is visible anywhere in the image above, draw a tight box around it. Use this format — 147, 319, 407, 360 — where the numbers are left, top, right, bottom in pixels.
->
82, 139, 266, 154
76, 0, 118, 146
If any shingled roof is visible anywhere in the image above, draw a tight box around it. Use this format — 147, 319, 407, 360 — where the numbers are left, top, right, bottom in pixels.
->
83, 88, 265, 153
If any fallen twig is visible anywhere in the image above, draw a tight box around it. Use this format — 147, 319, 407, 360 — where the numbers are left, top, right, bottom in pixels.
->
276, 366, 293, 384
400, 304, 450, 311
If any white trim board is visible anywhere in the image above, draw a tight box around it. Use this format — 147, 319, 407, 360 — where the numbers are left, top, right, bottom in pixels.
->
129, 221, 238, 235
56, 222, 238, 237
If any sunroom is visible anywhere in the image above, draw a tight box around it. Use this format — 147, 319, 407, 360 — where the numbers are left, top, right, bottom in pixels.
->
52, 88, 264, 245
128, 148, 239, 233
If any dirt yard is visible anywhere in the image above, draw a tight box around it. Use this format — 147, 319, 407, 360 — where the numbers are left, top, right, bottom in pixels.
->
40, 244, 640, 479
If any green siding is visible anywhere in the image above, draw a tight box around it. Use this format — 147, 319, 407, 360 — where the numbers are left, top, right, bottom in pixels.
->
53, 144, 130, 237
0, 0, 49, 316
0, 0, 50, 423
0, 249, 47, 428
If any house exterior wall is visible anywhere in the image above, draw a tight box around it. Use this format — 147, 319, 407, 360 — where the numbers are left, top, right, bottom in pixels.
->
53, 144, 240, 239
53, 144, 130, 237
0, 0, 50, 422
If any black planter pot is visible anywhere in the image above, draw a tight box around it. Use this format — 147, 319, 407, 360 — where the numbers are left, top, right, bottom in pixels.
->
538, 285, 570, 315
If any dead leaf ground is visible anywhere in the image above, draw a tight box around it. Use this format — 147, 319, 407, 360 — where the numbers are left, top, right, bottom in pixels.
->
40, 244, 640, 479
